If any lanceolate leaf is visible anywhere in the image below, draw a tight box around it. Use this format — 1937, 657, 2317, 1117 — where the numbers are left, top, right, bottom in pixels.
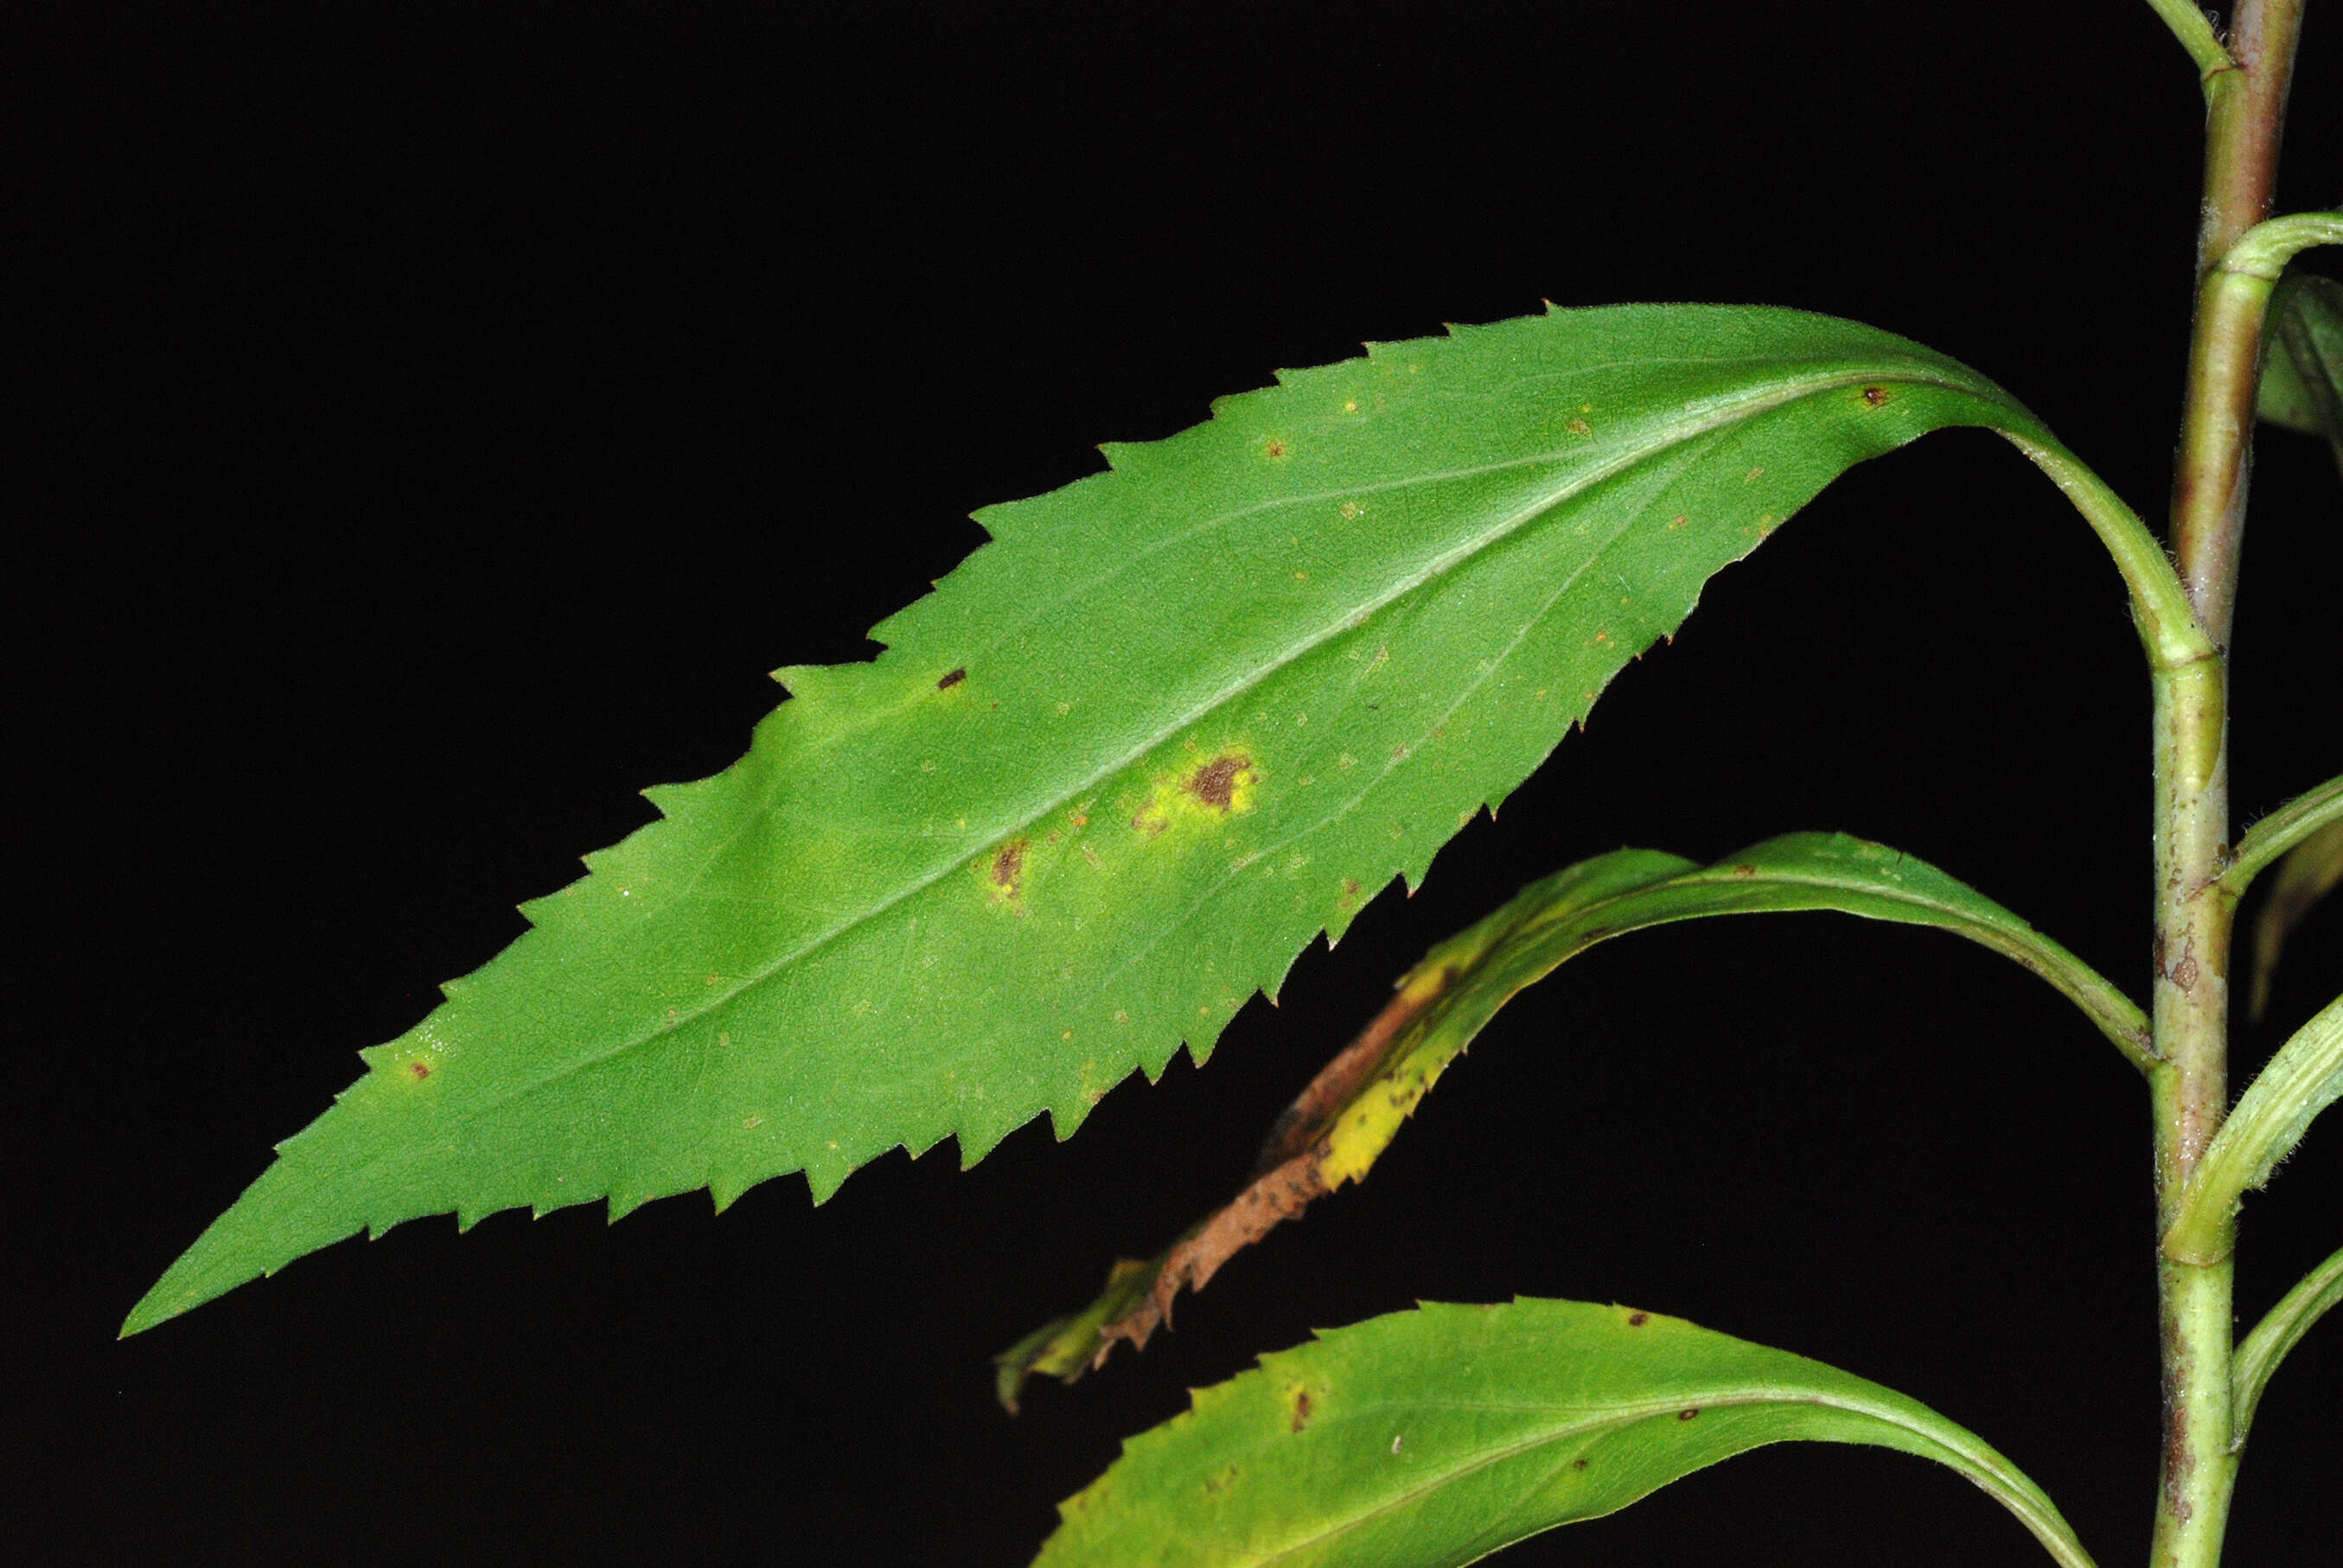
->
131, 306, 2109, 1335
1032, 1298, 2097, 1568
2166, 991, 2343, 1265
999, 833, 2146, 1410
2234, 1242, 2343, 1440
2247, 819, 2343, 1023
2257, 272, 2343, 479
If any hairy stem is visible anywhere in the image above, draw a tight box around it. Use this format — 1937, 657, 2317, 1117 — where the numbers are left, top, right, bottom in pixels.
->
2150, 4, 2303, 1565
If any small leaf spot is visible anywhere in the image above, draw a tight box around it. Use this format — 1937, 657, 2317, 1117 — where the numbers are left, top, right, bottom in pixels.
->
1744, 466, 1765, 483
742, 1114, 763, 1130
989, 838, 1027, 898
1566, 417, 1591, 436
1185, 753, 1254, 812
1861, 386, 1892, 407
1291, 1389, 1312, 1431
1263, 437, 1289, 459
1669, 513, 1689, 529
1573, 1456, 1589, 1470
1339, 500, 1362, 519
1627, 1311, 1649, 1327
937, 667, 967, 690
1390, 1433, 1404, 1455
408, 1061, 431, 1082
1678, 1407, 1700, 1421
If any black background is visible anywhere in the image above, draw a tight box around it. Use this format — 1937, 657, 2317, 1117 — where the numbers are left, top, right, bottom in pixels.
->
11, 2, 2343, 1563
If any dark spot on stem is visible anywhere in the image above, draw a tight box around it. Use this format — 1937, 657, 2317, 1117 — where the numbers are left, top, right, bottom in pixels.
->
937, 667, 967, 690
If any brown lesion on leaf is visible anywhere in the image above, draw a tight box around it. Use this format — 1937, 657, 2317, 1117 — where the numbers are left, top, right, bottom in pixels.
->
1185, 752, 1254, 812
1131, 749, 1259, 837
1290, 1388, 1313, 1432
977, 836, 1029, 906
408, 1061, 431, 1081
937, 666, 967, 690
993, 972, 1451, 1412
1861, 386, 1893, 407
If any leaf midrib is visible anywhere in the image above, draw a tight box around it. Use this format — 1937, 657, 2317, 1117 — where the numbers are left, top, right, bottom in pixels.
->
1196, 1385, 2003, 1567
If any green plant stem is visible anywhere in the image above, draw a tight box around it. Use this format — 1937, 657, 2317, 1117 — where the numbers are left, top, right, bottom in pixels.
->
2174, 0, 2304, 644
2150, 5, 2304, 1565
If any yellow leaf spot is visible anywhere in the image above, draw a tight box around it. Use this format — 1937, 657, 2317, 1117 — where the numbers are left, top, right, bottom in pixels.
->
743, 1114, 763, 1130
1669, 513, 1689, 529
1744, 466, 1765, 483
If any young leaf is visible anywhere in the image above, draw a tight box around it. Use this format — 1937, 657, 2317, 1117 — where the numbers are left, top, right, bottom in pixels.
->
999, 833, 2148, 1411
2256, 272, 2343, 479
2234, 1242, 2343, 1441
2246, 819, 2343, 1023
2212, 774, 2343, 1022
130, 305, 2134, 1335
2165, 991, 2343, 1265
1032, 1297, 2097, 1568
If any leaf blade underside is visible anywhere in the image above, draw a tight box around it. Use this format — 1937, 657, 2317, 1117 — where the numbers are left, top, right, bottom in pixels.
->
131, 305, 2067, 1335
997, 832, 2147, 1411
1031, 1298, 2097, 1568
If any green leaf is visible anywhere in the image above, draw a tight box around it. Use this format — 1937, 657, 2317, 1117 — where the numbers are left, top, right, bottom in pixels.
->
2246, 819, 2343, 1023
2234, 1242, 2343, 1440
2210, 774, 2342, 1024
130, 305, 2116, 1335
2257, 272, 2343, 478
999, 832, 2148, 1411
1032, 1297, 2097, 1568
2165, 991, 2343, 1265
